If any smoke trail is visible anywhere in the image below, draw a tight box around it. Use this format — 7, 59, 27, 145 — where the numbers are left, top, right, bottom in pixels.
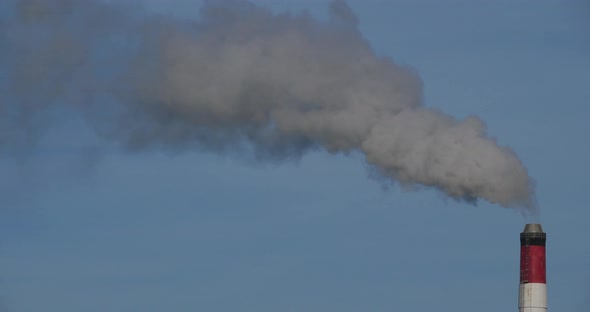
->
0, 0, 536, 211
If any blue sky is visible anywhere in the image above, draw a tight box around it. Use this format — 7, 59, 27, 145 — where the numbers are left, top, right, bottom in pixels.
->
1, 0, 589, 311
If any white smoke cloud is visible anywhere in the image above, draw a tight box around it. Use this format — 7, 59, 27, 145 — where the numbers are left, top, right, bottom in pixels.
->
0, 0, 536, 211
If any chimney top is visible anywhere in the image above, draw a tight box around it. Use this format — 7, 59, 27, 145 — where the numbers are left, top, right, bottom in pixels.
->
523, 223, 544, 233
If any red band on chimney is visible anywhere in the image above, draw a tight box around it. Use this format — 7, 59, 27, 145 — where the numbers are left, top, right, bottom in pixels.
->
520, 245, 546, 284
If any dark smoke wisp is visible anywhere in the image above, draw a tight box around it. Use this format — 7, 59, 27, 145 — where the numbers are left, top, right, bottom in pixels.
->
0, 0, 536, 211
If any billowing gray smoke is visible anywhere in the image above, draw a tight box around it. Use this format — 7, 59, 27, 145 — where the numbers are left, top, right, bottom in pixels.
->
0, 0, 536, 211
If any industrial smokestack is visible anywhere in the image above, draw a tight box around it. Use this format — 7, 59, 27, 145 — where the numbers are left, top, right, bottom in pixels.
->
519, 224, 547, 312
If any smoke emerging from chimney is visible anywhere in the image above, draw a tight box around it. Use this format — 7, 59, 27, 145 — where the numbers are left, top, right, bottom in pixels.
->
0, 0, 536, 211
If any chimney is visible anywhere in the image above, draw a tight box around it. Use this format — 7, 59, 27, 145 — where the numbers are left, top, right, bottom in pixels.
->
519, 223, 547, 311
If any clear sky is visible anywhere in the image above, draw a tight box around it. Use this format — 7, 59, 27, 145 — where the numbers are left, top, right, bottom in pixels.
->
1, 0, 589, 311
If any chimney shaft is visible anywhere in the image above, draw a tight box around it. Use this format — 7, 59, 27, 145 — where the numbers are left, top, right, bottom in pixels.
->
519, 223, 547, 312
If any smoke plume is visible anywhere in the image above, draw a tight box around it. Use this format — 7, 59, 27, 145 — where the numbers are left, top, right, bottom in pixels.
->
0, 0, 536, 211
